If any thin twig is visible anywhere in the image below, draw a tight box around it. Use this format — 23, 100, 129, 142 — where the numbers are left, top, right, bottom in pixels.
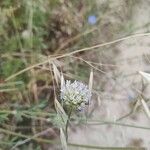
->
6, 32, 150, 81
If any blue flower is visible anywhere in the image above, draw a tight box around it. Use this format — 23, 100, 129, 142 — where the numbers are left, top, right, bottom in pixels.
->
60, 80, 91, 110
88, 15, 97, 25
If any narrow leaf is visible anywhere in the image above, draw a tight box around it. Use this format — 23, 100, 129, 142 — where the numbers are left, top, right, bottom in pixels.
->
141, 99, 150, 119
89, 69, 93, 91
52, 62, 61, 85
55, 98, 68, 124
61, 73, 65, 90
139, 71, 150, 82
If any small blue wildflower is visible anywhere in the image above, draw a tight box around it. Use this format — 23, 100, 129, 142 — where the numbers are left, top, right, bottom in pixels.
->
88, 15, 97, 25
60, 80, 91, 110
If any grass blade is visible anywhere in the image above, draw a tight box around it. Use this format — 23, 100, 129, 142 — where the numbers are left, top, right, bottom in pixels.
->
139, 71, 150, 82
60, 128, 68, 150
141, 99, 150, 119
52, 62, 61, 86
61, 73, 65, 89
89, 69, 93, 91
54, 98, 67, 124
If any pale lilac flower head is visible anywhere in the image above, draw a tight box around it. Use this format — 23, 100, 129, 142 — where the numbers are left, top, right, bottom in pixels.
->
88, 15, 97, 25
60, 80, 91, 110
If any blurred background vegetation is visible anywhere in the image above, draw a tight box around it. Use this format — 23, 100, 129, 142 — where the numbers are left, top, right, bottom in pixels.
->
0, 0, 149, 149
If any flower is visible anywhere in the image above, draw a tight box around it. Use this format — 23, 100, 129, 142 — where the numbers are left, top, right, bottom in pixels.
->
88, 15, 97, 25
60, 80, 91, 110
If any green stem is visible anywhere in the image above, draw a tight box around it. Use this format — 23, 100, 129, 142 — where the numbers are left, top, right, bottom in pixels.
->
65, 106, 73, 142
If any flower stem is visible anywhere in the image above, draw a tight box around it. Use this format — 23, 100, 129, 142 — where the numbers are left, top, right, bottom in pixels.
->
65, 106, 73, 142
